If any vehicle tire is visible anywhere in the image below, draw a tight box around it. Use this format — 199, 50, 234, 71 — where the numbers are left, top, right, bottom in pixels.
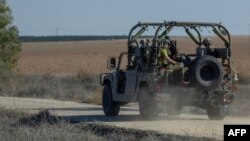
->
102, 83, 120, 116
139, 86, 156, 119
191, 55, 223, 89
206, 105, 228, 120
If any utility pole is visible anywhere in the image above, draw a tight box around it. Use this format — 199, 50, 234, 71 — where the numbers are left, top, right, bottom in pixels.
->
248, 24, 250, 37
56, 27, 58, 36
56, 27, 58, 42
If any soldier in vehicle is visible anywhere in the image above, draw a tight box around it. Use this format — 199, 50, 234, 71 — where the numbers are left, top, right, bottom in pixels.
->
146, 39, 151, 46
158, 39, 189, 84
203, 38, 214, 55
158, 39, 179, 67
139, 39, 146, 47
140, 39, 151, 47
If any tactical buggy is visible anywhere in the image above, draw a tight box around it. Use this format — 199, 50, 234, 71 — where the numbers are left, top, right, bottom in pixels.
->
100, 21, 237, 120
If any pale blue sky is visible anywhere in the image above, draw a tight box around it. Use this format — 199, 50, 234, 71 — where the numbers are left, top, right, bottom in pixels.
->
8, 0, 250, 36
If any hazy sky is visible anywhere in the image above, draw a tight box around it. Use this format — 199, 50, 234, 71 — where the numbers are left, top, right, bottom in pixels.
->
8, 0, 250, 36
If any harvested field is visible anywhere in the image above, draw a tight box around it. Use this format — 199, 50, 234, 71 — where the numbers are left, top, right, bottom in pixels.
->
18, 36, 250, 77
18, 40, 127, 74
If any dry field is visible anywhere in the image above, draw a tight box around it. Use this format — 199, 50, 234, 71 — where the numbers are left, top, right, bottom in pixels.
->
18, 36, 250, 77
18, 40, 127, 74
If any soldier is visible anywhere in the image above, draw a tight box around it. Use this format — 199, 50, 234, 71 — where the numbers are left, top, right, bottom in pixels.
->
158, 39, 188, 84
203, 38, 214, 55
139, 39, 146, 47
158, 39, 179, 67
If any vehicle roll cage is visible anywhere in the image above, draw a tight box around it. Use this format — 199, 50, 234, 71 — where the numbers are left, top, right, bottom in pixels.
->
126, 21, 233, 75
128, 21, 231, 50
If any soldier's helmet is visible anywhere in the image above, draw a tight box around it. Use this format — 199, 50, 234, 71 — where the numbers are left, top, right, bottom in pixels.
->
139, 39, 146, 47
203, 38, 213, 47
165, 36, 170, 40
146, 39, 150, 46
161, 39, 171, 48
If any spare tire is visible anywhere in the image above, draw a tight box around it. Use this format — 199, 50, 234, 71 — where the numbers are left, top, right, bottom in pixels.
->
190, 55, 223, 89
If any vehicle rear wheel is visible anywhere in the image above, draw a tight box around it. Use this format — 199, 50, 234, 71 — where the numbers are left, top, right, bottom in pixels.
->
139, 86, 157, 119
102, 83, 120, 116
206, 105, 227, 120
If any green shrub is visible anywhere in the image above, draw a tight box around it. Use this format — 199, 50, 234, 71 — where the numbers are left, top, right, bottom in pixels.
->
0, 0, 21, 73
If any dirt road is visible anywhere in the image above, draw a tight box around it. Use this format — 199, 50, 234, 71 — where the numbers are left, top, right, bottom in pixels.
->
1, 96, 249, 140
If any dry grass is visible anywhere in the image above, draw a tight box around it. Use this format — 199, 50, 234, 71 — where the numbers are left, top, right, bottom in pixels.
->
0, 72, 102, 104
0, 108, 220, 141
0, 108, 104, 141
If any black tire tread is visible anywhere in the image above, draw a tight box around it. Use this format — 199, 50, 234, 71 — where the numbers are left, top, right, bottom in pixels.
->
102, 83, 120, 116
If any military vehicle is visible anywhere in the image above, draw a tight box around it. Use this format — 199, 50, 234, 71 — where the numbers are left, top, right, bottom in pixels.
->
100, 21, 237, 120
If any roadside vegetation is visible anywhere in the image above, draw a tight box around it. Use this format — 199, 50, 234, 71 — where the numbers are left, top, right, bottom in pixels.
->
0, 108, 104, 141
0, 108, 220, 141
0, 0, 21, 74
0, 72, 102, 104
1, 71, 250, 117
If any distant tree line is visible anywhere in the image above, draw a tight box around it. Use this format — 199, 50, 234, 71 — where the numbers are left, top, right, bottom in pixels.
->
19, 35, 128, 42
